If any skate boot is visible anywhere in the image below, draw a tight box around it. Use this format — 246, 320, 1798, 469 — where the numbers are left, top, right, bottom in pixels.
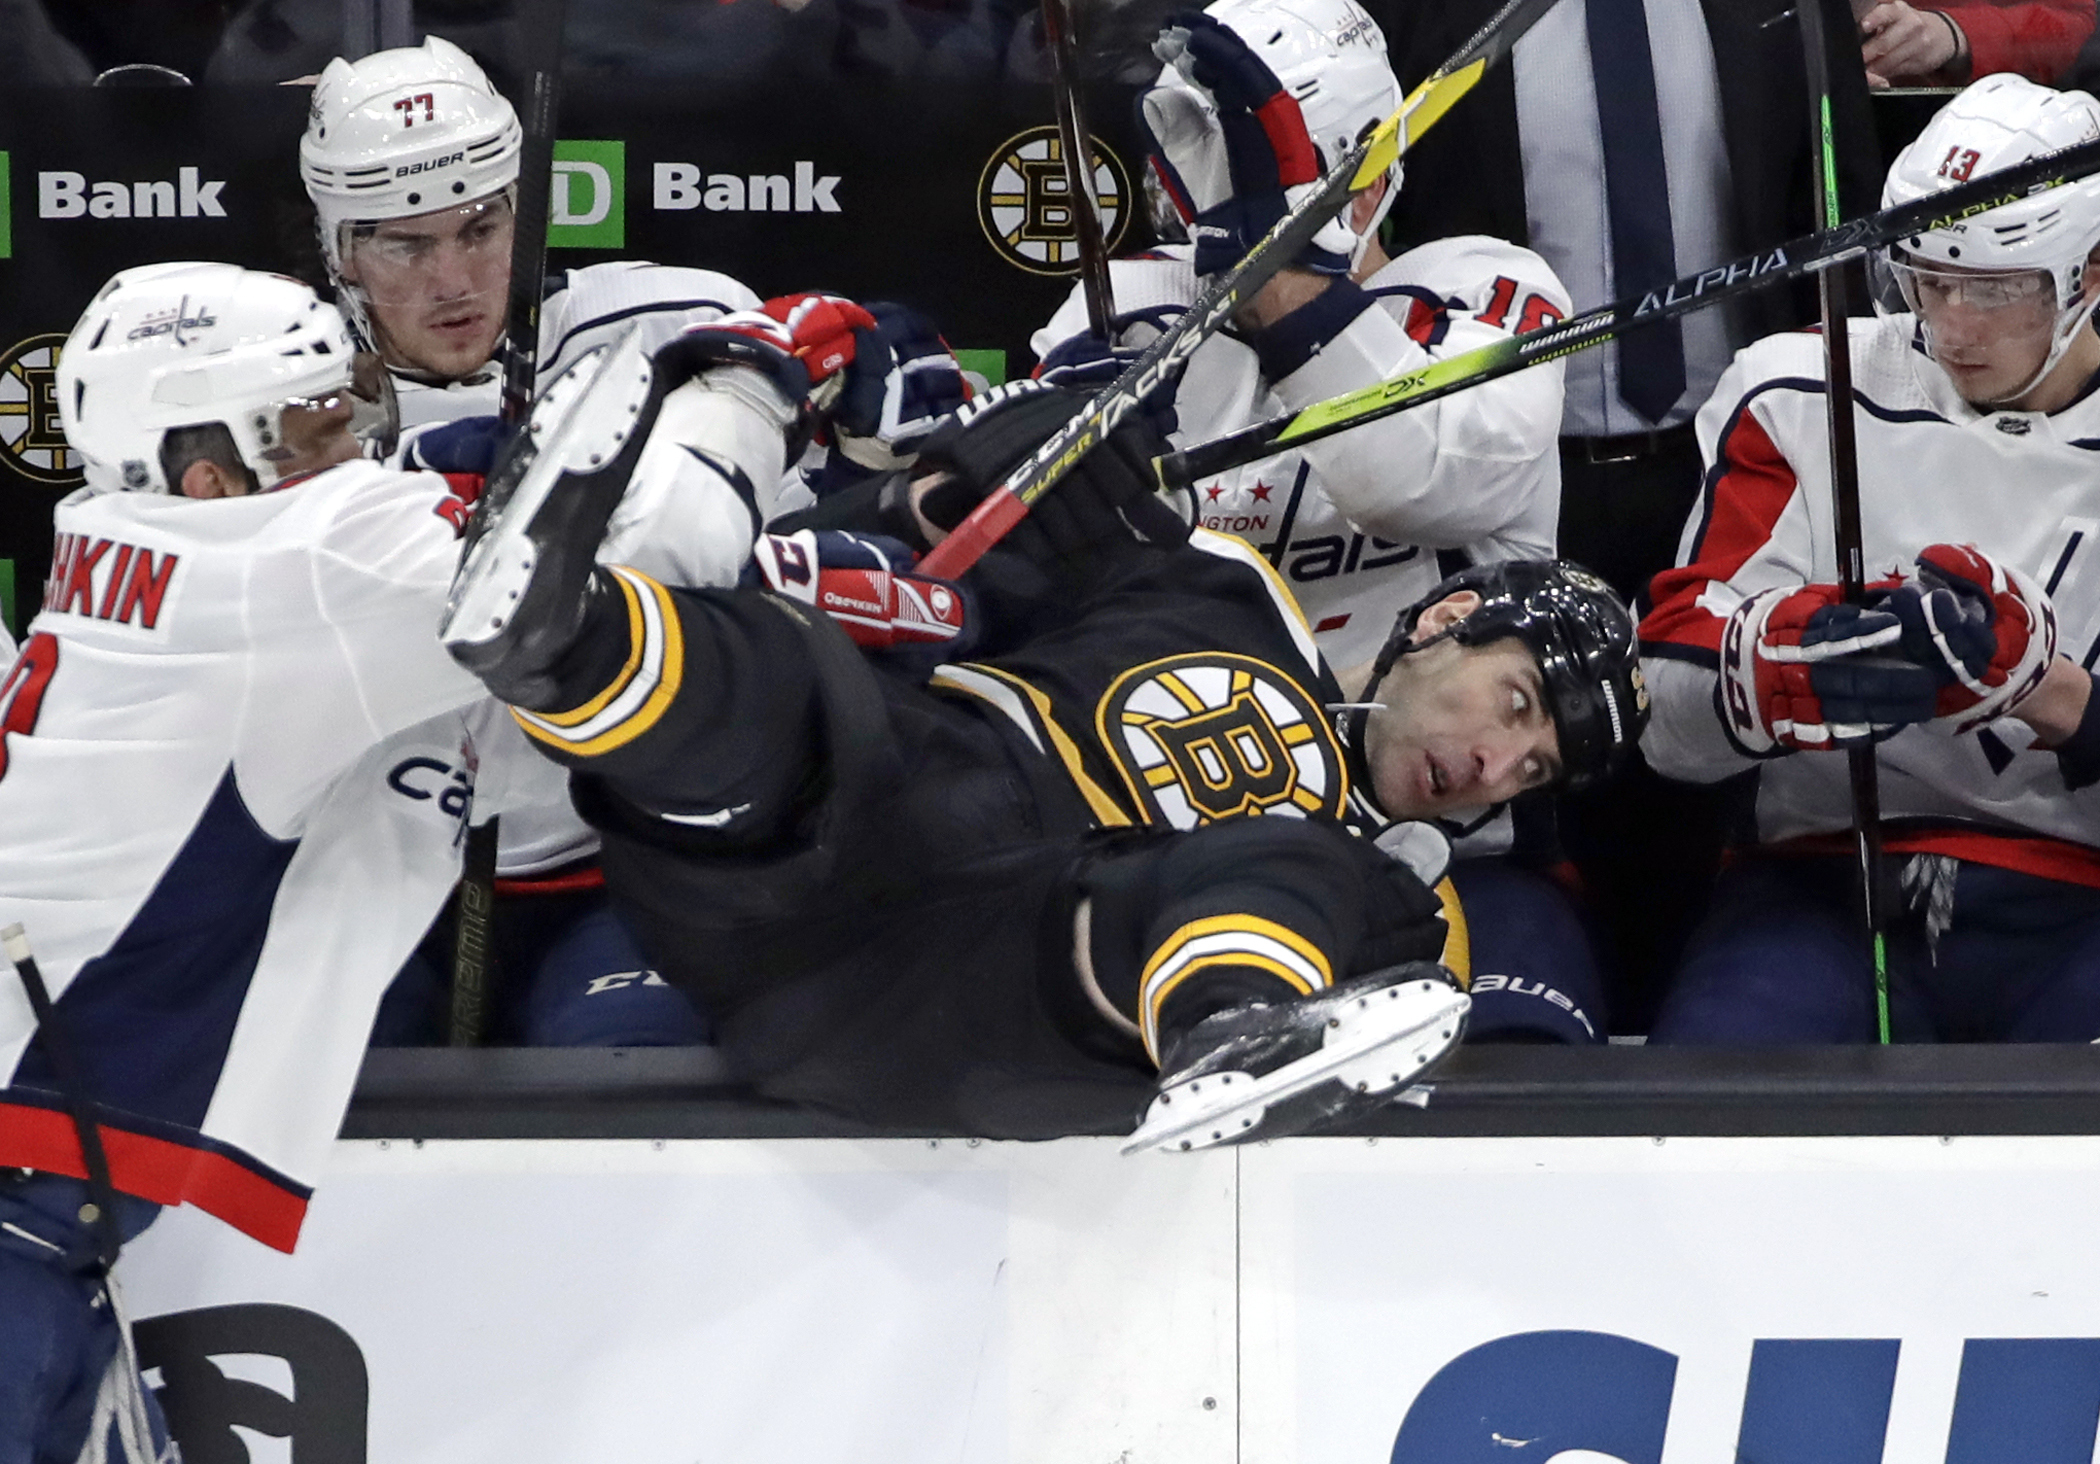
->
442, 323, 663, 707
1122, 962, 1469, 1155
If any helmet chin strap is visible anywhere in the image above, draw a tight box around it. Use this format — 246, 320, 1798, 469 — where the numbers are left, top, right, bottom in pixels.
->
1343, 165, 1402, 278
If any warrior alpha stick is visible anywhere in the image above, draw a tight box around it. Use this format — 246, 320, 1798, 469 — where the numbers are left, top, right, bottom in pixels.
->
1156, 130, 2100, 486
916, 0, 1568, 578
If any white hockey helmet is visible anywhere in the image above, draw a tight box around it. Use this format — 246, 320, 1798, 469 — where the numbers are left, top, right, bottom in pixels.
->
1154, 0, 1403, 270
58, 262, 397, 494
1878, 74, 2100, 397
299, 37, 521, 335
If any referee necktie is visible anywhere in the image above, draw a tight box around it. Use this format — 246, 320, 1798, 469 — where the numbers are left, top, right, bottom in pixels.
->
1587, 0, 1687, 424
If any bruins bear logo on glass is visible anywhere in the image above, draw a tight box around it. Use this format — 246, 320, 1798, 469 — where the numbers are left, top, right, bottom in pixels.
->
0, 335, 82, 486
1098, 653, 1345, 827
977, 126, 1130, 276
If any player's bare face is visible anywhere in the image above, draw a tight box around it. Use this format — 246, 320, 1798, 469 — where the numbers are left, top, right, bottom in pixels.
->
1364, 607, 1563, 819
1901, 259, 2061, 405
345, 194, 514, 379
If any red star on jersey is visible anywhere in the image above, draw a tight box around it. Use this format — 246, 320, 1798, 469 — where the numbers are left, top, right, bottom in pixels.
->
1250, 480, 1273, 502
1205, 484, 1224, 501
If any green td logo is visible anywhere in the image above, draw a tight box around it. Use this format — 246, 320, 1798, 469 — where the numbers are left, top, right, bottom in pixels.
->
548, 140, 624, 250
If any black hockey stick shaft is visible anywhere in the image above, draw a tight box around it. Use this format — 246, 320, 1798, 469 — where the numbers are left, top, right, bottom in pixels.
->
3, 924, 127, 1271
917, 0, 1567, 578
1157, 131, 2100, 486
1042, 0, 1116, 337
1799, 0, 1892, 1042
453, 0, 567, 1046
499, 0, 567, 429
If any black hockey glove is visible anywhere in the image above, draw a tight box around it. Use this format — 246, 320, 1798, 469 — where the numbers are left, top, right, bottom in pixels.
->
912, 381, 1191, 571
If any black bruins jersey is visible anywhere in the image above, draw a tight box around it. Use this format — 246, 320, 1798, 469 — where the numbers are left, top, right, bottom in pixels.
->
932, 528, 1389, 841
527, 531, 1428, 1134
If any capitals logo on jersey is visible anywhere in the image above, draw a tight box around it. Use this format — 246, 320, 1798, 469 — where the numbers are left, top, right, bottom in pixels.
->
1097, 653, 1345, 827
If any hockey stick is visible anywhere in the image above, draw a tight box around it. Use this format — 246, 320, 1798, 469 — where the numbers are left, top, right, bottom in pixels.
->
1155, 130, 2100, 486
916, 0, 1566, 578
1042, 0, 1116, 336
3, 924, 125, 1270
1799, 0, 1892, 1043
451, 0, 568, 1046
5, 922, 164, 1459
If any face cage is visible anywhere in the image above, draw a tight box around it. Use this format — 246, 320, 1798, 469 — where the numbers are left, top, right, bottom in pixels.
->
236, 352, 399, 485
1870, 246, 2100, 403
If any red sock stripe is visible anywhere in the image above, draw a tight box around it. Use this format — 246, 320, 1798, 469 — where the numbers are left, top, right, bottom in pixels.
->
1252, 93, 1322, 187
0, 1101, 310, 1253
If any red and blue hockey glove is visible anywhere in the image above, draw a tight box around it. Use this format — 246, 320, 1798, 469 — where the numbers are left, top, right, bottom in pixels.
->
1719, 579, 1937, 754
1883, 543, 2058, 734
748, 528, 974, 674
1141, 10, 1353, 277
399, 413, 512, 477
667, 292, 880, 414
821, 300, 969, 476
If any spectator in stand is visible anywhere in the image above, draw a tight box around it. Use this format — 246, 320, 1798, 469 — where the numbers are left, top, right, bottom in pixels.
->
1859, 0, 2094, 86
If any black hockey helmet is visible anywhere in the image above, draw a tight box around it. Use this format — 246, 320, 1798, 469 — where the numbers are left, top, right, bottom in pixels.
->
1363, 559, 1647, 792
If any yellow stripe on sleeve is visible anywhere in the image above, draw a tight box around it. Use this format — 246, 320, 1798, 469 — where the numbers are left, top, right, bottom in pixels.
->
513, 568, 686, 758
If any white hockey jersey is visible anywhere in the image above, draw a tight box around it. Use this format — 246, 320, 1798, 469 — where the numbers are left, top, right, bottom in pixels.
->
1031, 238, 1571, 671
0, 461, 512, 1250
1643, 315, 2100, 880
386, 259, 777, 877
385, 259, 766, 432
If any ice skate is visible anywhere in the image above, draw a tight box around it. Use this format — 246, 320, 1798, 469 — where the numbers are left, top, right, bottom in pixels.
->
442, 323, 663, 703
1123, 963, 1469, 1155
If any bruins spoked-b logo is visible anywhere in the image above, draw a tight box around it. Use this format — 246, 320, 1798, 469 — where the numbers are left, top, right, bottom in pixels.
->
978, 126, 1130, 276
0, 335, 81, 487
1099, 654, 1345, 827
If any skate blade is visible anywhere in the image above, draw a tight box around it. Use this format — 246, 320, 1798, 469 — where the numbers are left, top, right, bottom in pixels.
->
1121, 981, 1469, 1156
443, 327, 655, 651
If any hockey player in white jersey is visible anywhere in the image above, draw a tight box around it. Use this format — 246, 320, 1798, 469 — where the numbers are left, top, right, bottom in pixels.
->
1642, 76, 2100, 1043
300, 37, 965, 1046
0, 263, 526, 1462
1034, 0, 1600, 1044
1035, 0, 1569, 672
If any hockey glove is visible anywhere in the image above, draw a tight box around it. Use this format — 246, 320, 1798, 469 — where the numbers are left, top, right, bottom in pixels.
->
1033, 303, 1188, 390
1883, 543, 2058, 734
1141, 10, 1353, 276
747, 527, 974, 676
1718, 580, 1938, 754
913, 381, 1192, 568
399, 413, 513, 477
667, 292, 880, 417
822, 300, 969, 475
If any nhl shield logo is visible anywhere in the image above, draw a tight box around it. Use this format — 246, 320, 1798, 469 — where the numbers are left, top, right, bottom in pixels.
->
977, 126, 1131, 276
1098, 653, 1345, 828
0, 334, 82, 487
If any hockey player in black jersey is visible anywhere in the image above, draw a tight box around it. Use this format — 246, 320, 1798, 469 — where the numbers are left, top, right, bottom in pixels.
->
437, 321, 1645, 1147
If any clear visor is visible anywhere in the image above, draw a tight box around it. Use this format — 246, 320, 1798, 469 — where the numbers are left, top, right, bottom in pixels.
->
340, 190, 516, 310
1883, 253, 2059, 317
250, 352, 399, 483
